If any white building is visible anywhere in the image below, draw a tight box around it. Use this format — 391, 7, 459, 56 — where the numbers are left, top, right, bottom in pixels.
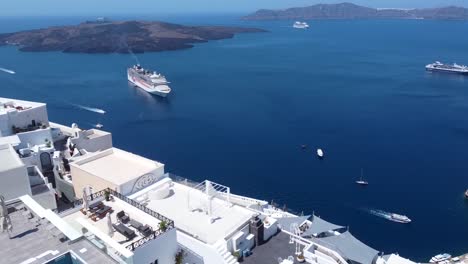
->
17, 190, 179, 264
70, 147, 165, 198
0, 144, 56, 209
0, 97, 49, 137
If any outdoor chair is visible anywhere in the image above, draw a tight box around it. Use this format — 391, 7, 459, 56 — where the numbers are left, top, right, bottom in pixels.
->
116, 210, 130, 224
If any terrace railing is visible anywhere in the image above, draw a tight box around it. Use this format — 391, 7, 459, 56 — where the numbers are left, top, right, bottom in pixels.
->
58, 188, 174, 252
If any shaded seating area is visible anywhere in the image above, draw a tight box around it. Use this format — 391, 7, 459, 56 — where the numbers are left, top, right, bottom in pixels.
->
113, 223, 136, 241
315, 231, 379, 264
276, 215, 311, 230
301, 214, 344, 238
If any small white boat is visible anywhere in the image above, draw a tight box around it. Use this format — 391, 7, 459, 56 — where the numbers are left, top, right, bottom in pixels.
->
293, 21, 310, 29
356, 169, 368, 186
429, 253, 451, 263
95, 123, 103, 129
390, 213, 411, 224
465, 189, 468, 199
317, 148, 324, 158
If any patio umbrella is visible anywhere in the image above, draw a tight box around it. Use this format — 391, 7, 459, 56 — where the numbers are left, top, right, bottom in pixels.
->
0, 195, 12, 234
82, 188, 89, 214
106, 213, 114, 237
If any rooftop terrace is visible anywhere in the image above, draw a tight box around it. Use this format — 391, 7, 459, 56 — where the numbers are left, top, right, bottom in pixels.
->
242, 231, 302, 264
0, 202, 115, 264
132, 179, 256, 244
62, 189, 174, 252
0, 97, 45, 114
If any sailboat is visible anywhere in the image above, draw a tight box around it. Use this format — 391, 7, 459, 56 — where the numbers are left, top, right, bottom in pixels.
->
356, 169, 368, 186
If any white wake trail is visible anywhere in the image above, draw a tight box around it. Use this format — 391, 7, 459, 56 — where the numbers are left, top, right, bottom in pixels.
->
0, 67, 16, 74
73, 104, 106, 114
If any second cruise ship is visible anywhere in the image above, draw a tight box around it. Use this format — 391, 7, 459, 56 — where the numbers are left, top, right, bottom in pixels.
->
426, 61, 468, 74
127, 64, 172, 97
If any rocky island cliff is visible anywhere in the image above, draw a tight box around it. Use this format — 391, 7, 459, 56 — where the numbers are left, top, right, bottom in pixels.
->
243, 2, 468, 20
0, 20, 267, 53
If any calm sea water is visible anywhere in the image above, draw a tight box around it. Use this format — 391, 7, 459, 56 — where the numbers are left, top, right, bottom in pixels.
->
1, 15, 467, 260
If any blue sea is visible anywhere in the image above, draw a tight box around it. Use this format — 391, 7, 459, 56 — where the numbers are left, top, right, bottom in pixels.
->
1, 15, 467, 261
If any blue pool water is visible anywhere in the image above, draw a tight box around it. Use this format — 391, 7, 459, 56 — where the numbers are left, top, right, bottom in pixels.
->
46, 252, 84, 264
1, 16, 467, 260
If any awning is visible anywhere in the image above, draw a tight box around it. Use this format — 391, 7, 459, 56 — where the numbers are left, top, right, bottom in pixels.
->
276, 215, 311, 230
301, 215, 344, 237
316, 231, 379, 264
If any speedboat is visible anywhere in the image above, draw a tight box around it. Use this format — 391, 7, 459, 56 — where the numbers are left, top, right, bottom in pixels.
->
390, 214, 411, 224
317, 149, 324, 159
429, 253, 451, 263
465, 189, 468, 199
95, 123, 103, 129
293, 21, 309, 29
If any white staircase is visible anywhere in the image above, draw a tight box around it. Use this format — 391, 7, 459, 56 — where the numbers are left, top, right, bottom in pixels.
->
213, 240, 238, 264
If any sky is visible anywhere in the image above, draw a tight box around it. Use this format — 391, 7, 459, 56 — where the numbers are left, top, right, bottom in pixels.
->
2, 0, 468, 16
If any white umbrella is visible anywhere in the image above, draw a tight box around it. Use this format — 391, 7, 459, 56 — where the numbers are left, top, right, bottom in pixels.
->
106, 213, 114, 237
82, 188, 89, 214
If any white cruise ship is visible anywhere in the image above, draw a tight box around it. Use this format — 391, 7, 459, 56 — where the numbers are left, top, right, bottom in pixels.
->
127, 64, 172, 97
426, 61, 468, 74
293, 21, 310, 29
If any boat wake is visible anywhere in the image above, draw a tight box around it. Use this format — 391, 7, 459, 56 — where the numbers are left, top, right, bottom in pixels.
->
73, 104, 106, 114
367, 209, 393, 221
0, 67, 16, 74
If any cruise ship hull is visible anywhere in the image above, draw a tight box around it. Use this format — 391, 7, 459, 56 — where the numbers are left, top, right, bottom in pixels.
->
426, 66, 468, 75
127, 69, 171, 97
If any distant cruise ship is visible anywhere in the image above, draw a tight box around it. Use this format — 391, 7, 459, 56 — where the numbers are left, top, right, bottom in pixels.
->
127, 64, 172, 97
293, 21, 309, 29
426, 61, 468, 74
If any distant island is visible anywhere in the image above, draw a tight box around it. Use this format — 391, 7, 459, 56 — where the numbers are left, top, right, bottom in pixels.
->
243, 2, 468, 20
0, 20, 267, 53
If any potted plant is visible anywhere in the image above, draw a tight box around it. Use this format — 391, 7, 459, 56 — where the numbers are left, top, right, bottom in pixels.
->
297, 251, 305, 263
45, 139, 51, 148
233, 250, 242, 262
175, 249, 185, 264
104, 189, 111, 201
159, 220, 167, 232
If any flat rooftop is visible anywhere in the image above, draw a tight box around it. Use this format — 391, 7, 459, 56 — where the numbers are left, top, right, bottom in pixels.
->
144, 182, 255, 244
0, 205, 114, 264
242, 231, 301, 264
0, 97, 45, 114
63, 196, 163, 251
72, 148, 163, 185
84, 129, 110, 139
0, 144, 24, 171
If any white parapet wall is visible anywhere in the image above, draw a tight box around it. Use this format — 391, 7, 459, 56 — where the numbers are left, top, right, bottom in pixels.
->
0, 144, 32, 201
132, 228, 178, 264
